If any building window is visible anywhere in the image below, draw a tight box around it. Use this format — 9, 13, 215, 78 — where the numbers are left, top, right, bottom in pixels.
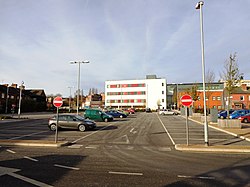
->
11, 96, 15, 99
218, 105, 222, 109
212, 96, 216, 101
162, 99, 164, 102
1, 93, 4, 99
240, 96, 244, 101
217, 96, 221, 100
198, 96, 200, 101
162, 83, 164, 86
162, 91, 164, 94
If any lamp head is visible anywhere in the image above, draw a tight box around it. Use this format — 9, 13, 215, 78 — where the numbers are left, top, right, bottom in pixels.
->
195, 1, 204, 9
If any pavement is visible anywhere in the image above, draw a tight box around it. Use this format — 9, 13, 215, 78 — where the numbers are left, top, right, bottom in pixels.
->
175, 116, 250, 153
1, 113, 250, 153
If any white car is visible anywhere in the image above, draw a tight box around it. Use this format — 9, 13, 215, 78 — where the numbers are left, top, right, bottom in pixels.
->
159, 109, 178, 115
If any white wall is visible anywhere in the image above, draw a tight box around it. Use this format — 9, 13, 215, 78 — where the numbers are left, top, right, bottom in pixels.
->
105, 78, 166, 110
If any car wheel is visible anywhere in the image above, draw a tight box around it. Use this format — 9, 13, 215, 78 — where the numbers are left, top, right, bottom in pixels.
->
78, 124, 86, 132
243, 118, 248, 123
104, 118, 108, 122
50, 124, 57, 131
120, 115, 123, 118
220, 116, 224, 119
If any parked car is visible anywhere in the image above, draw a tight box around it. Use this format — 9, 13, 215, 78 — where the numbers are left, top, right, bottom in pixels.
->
238, 113, 250, 123
84, 109, 113, 122
145, 108, 152, 113
48, 114, 96, 132
218, 109, 234, 119
124, 108, 135, 114
229, 109, 250, 119
106, 110, 127, 118
159, 109, 178, 115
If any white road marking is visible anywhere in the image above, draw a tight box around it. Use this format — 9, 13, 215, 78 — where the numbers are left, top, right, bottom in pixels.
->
9, 131, 49, 140
68, 144, 83, 149
178, 175, 215, 180
85, 146, 97, 149
158, 147, 171, 151
6, 149, 16, 154
157, 114, 175, 145
0, 166, 53, 187
72, 123, 114, 144
24, 156, 38, 162
112, 134, 130, 144
54, 164, 80, 170
130, 128, 135, 133
109, 171, 143, 176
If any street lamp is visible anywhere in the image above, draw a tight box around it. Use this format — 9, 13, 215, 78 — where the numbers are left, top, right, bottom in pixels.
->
70, 61, 89, 115
68, 86, 74, 113
5, 84, 9, 114
196, 1, 209, 146
18, 81, 24, 119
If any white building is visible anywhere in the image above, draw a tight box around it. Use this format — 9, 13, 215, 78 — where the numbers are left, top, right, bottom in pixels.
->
105, 75, 167, 110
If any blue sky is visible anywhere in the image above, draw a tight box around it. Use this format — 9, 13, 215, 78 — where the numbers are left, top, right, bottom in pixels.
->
1, 0, 250, 97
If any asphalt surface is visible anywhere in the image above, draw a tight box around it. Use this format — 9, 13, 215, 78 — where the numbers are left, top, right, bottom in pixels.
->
0, 112, 250, 186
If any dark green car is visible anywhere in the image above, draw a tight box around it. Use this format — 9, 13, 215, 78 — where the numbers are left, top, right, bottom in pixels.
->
84, 109, 113, 122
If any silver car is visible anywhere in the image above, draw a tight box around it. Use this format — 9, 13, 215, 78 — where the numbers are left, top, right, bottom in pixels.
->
159, 109, 178, 115
48, 114, 96, 132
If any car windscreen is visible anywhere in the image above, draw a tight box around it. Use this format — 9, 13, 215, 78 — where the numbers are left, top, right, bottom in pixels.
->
75, 115, 85, 120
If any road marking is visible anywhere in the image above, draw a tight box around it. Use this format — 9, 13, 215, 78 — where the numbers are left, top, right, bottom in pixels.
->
0, 166, 53, 187
130, 128, 135, 133
85, 146, 98, 149
24, 156, 38, 162
112, 134, 130, 144
158, 147, 171, 151
72, 123, 114, 144
68, 144, 83, 149
109, 171, 143, 176
9, 130, 49, 140
178, 175, 215, 180
6, 149, 16, 154
157, 114, 175, 145
54, 164, 80, 170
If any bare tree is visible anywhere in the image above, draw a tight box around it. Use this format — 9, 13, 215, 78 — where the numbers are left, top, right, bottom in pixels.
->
220, 53, 243, 118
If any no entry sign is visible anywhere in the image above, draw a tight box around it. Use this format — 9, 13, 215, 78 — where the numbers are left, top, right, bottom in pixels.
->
180, 94, 193, 107
53, 96, 63, 108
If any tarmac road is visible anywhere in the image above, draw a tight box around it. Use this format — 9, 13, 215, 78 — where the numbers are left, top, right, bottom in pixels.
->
0, 112, 250, 186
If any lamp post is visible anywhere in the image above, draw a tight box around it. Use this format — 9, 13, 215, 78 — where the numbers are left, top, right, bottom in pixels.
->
68, 86, 74, 113
5, 84, 9, 114
196, 1, 209, 146
18, 81, 24, 119
70, 61, 89, 115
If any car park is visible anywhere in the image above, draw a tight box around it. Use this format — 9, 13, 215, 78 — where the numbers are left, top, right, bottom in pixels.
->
229, 109, 250, 119
48, 114, 96, 132
84, 108, 113, 122
106, 110, 127, 118
159, 109, 178, 115
238, 113, 250, 123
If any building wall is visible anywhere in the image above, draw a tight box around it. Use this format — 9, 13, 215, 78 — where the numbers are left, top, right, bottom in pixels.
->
194, 90, 224, 110
231, 94, 250, 109
105, 78, 166, 110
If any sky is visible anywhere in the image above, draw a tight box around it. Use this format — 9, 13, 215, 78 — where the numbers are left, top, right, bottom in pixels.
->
1, 0, 250, 97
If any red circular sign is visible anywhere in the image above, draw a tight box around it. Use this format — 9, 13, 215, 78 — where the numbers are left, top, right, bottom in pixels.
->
53, 96, 63, 108
180, 94, 193, 107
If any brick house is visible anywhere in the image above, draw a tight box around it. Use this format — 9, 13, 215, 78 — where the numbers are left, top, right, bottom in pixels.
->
0, 84, 47, 113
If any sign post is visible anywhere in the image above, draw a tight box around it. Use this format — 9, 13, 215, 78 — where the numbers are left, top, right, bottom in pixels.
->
53, 96, 63, 143
180, 94, 193, 146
